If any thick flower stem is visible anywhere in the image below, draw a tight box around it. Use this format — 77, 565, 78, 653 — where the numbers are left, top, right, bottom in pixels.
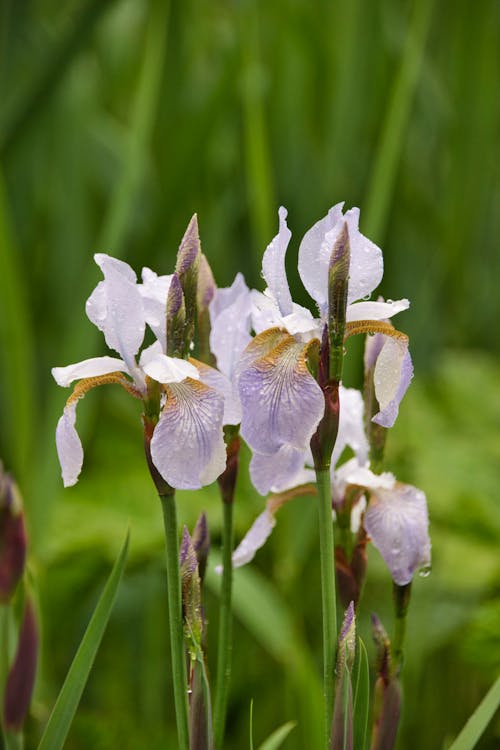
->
159, 493, 190, 750
213, 500, 234, 750
315, 466, 337, 749
392, 582, 412, 675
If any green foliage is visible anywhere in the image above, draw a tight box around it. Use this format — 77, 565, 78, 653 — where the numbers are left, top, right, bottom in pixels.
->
446, 677, 500, 750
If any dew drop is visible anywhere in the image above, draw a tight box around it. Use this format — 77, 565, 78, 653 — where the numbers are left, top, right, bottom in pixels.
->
386, 299, 393, 304
418, 563, 432, 578
363, 294, 371, 301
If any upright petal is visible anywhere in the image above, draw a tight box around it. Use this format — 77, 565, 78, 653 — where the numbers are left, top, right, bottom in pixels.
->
86, 254, 145, 374
262, 206, 293, 316
343, 208, 384, 305
372, 339, 413, 428
298, 203, 345, 311
139, 267, 173, 348
364, 483, 431, 585
52, 356, 128, 387
55, 403, 83, 487
209, 275, 252, 380
238, 335, 324, 455
150, 380, 226, 489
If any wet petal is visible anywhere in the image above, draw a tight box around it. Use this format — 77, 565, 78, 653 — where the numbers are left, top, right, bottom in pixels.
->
142, 353, 199, 384
86, 254, 145, 371
343, 208, 384, 305
346, 298, 410, 322
150, 380, 226, 489
52, 356, 127, 387
332, 387, 370, 466
209, 276, 252, 380
231, 510, 277, 568
298, 203, 345, 310
193, 360, 241, 425
372, 340, 413, 428
364, 483, 431, 585
139, 267, 172, 347
262, 206, 293, 316
250, 444, 309, 495
239, 336, 324, 455
55, 403, 84, 487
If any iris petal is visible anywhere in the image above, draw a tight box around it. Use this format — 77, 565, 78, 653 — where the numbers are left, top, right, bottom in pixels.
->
55, 403, 84, 487
52, 356, 128, 387
298, 203, 345, 311
209, 276, 252, 380
150, 379, 226, 489
372, 340, 413, 428
250, 444, 311, 495
346, 298, 409, 322
364, 483, 431, 585
231, 510, 277, 568
193, 360, 241, 425
239, 335, 324, 455
262, 206, 293, 316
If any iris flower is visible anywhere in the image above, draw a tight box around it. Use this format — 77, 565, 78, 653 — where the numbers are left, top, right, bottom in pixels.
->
237, 205, 412, 493
53, 250, 236, 490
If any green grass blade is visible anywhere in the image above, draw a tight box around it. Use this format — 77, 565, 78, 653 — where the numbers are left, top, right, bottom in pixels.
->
446, 676, 500, 750
249, 699, 254, 750
37, 531, 129, 750
353, 638, 370, 750
257, 720, 296, 750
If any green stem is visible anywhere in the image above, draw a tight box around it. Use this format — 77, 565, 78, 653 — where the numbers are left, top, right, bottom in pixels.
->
315, 467, 337, 749
213, 501, 234, 750
160, 494, 190, 750
392, 583, 412, 675
4, 732, 22, 750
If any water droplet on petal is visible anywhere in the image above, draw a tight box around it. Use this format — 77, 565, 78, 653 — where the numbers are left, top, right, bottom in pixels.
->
418, 563, 432, 578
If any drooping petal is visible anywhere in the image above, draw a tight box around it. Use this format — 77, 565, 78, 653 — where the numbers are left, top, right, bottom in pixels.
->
55, 403, 84, 487
364, 483, 431, 585
332, 458, 395, 502
372, 339, 413, 428
231, 510, 276, 568
332, 387, 370, 466
52, 356, 128, 387
139, 267, 173, 347
262, 206, 293, 316
346, 298, 410, 322
86, 254, 145, 375
142, 352, 199, 384
238, 335, 324, 455
250, 444, 310, 495
209, 276, 252, 380
192, 360, 241, 425
150, 379, 226, 489
298, 203, 345, 311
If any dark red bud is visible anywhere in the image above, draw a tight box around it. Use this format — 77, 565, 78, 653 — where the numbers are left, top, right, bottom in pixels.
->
3, 599, 38, 732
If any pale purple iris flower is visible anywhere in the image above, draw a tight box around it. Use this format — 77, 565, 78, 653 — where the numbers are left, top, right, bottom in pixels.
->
238, 206, 412, 479
52, 254, 234, 490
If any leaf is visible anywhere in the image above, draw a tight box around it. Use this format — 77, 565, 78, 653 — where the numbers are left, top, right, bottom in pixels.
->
37, 530, 129, 750
353, 637, 370, 750
249, 699, 254, 750
257, 720, 297, 750
446, 676, 500, 750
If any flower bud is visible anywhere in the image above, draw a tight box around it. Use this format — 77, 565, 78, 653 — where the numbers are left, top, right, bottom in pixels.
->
3, 598, 38, 732
0, 465, 26, 603
166, 273, 186, 358
196, 254, 217, 365
191, 512, 210, 583
328, 222, 350, 381
175, 215, 201, 355
179, 527, 203, 654
332, 602, 355, 749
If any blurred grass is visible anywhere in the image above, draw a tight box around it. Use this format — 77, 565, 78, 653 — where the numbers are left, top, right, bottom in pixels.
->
0, 0, 499, 748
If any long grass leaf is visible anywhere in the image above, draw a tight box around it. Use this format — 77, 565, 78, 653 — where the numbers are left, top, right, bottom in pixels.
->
353, 638, 370, 750
446, 676, 500, 750
257, 720, 296, 750
37, 531, 129, 750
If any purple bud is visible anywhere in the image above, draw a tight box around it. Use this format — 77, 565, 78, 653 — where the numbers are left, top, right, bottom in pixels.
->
191, 512, 210, 582
197, 254, 216, 312
0, 466, 26, 602
176, 214, 200, 276
167, 273, 185, 319
3, 599, 38, 732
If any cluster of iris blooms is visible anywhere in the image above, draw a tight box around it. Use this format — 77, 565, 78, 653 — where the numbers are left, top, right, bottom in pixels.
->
52, 205, 431, 750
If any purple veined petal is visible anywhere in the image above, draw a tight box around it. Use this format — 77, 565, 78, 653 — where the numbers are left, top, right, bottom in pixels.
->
139, 267, 173, 347
193, 360, 242, 425
230, 509, 277, 568
210, 272, 248, 319
142, 353, 199, 384
55, 402, 84, 487
346, 298, 410, 322
86, 254, 146, 373
51, 356, 128, 387
235, 327, 290, 377
298, 203, 345, 311
209, 280, 252, 380
150, 379, 226, 489
372, 339, 413, 428
250, 444, 309, 495
364, 483, 431, 586
343, 208, 384, 305
238, 336, 324, 455
262, 206, 293, 317
332, 387, 370, 466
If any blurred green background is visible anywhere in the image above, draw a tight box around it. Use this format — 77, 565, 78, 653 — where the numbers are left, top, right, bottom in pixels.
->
0, 0, 499, 747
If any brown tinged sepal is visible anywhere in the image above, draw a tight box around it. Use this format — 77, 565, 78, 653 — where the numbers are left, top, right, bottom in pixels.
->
0, 465, 27, 603
217, 426, 241, 505
331, 601, 356, 749
370, 614, 401, 750
3, 597, 38, 733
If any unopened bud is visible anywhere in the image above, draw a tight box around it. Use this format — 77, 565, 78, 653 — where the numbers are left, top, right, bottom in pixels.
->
3, 598, 38, 732
191, 512, 210, 583
179, 527, 203, 652
166, 273, 186, 358
196, 254, 216, 364
0, 465, 26, 603
328, 222, 350, 381
175, 215, 201, 355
